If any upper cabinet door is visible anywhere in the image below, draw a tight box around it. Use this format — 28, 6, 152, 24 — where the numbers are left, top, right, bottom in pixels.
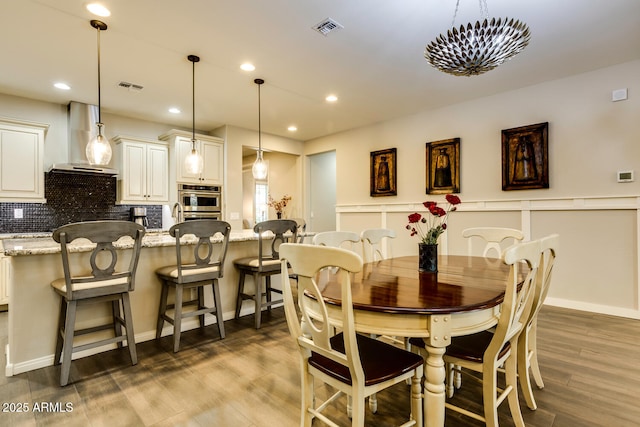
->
160, 130, 224, 188
0, 118, 48, 202
114, 136, 169, 204
200, 140, 223, 185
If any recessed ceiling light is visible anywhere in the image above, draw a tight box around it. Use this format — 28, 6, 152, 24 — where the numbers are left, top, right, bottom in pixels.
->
54, 82, 71, 90
86, 3, 111, 17
240, 63, 255, 71
287, 125, 298, 132
325, 94, 338, 102
168, 107, 181, 114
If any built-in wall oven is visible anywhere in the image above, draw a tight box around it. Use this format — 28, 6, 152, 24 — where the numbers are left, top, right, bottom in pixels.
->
177, 184, 222, 221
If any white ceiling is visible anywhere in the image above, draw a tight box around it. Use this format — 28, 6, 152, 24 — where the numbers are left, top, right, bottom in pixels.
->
1, 0, 639, 142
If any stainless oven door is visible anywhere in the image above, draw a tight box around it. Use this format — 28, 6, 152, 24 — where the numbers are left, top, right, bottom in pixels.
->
179, 190, 221, 213
183, 212, 221, 221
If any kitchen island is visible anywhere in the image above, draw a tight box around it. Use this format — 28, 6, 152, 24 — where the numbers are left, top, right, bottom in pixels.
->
2, 229, 310, 376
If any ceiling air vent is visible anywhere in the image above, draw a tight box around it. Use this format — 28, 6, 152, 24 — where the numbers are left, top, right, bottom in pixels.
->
312, 18, 344, 36
118, 81, 144, 92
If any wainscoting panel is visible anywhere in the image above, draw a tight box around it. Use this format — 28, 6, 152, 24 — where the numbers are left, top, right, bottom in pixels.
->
336, 195, 640, 319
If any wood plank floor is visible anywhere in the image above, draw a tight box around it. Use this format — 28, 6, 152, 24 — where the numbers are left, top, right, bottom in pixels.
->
1, 305, 639, 426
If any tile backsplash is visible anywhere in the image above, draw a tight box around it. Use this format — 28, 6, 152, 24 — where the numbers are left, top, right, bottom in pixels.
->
0, 172, 162, 233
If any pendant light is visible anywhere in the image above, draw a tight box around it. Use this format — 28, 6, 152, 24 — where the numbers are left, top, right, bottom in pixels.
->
86, 19, 112, 166
251, 78, 268, 180
184, 54, 204, 175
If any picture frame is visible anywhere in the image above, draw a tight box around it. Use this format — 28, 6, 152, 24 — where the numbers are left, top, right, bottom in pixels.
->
370, 148, 397, 197
426, 138, 460, 194
501, 122, 549, 191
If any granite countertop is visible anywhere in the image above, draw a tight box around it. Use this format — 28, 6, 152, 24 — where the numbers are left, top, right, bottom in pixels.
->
1, 229, 268, 256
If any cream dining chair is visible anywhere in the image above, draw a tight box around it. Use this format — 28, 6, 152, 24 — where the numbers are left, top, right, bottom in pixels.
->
279, 243, 423, 427
360, 228, 396, 263
410, 239, 541, 427
518, 233, 559, 410
312, 230, 361, 251
462, 227, 524, 258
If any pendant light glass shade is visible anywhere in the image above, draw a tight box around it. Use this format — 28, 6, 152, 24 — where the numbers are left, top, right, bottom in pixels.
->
252, 152, 267, 180
185, 140, 204, 175
87, 20, 112, 166
86, 123, 112, 165
184, 55, 204, 175
252, 78, 268, 180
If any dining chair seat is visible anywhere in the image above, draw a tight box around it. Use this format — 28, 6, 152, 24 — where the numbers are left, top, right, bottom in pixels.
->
312, 333, 424, 387
410, 331, 510, 365
155, 264, 221, 278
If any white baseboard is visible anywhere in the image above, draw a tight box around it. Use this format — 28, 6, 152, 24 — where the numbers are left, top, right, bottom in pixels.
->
544, 297, 640, 320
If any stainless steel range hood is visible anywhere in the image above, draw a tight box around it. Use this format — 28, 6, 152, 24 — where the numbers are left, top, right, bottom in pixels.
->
49, 101, 118, 175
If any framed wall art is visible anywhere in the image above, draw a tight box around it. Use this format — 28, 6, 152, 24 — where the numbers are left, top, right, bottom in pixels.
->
426, 138, 460, 194
370, 148, 397, 197
501, 122, 549, 191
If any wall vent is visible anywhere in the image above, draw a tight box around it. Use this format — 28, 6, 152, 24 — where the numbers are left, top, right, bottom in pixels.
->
118, 81, 144, 92
312, 18, 344, 36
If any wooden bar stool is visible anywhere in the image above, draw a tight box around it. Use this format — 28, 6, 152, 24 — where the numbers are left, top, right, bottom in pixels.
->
233, 219, 297, 329
155, 220, 231, 352
51, 220, 145, 386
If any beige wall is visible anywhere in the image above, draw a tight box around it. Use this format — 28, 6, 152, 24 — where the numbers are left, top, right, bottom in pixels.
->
304, 60, 640, 319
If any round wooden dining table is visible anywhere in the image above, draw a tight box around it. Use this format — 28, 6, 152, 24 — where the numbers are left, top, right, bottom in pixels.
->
307, 255, 515, 427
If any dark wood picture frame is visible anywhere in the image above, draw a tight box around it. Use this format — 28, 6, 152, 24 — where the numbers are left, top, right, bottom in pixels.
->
502, 122, 549, 191
426, 138, 460, 194
370, 148, 397, 197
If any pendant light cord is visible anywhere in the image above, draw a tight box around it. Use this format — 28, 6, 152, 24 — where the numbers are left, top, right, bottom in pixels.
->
96, 24, 102, 124
258, 82, 261, 154
192, 57, 195, 142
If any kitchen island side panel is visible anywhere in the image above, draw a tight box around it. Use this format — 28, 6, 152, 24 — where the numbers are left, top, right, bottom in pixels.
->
6, 237, 268, 376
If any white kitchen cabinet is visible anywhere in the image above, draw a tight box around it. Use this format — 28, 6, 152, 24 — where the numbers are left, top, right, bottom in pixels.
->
0, 117, 48, 202
114, 136, 169, 204
160, 129, 224, 186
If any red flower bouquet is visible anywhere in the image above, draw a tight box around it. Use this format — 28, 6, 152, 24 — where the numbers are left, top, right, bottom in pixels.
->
406, 194, 461, 244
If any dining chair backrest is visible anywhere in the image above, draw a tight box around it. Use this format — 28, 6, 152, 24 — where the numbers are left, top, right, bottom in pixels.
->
492, 239, 540, 353
312, 230, 360, 251
290, 217, 307, 243
462, 227, 524, 258
168, 219, 231, 282
52, 220, 145, 300
527, 233, 559, 328
254, 219, 298, 269
279, 243, 365, 384
360, 228, 396, 263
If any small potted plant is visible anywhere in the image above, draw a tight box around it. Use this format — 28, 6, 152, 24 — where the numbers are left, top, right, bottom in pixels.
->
268, 194, 292, 219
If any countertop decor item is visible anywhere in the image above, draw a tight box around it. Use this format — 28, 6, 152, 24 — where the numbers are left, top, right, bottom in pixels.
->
86, 19, 112, 166
184, 54, 204, 175
252, 78, 268, 180
407, 194, 462, 272
424, 0, 530, 76
268, 194, 291, 219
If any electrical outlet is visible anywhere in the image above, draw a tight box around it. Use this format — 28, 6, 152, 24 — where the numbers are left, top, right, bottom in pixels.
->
14, 208, 23, 219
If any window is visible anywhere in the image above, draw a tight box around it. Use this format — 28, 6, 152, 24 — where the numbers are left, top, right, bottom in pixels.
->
255, 181, 268, 223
